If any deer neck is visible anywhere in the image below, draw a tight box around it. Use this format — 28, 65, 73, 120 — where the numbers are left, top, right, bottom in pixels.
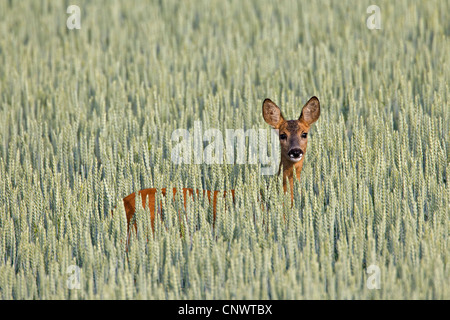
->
279, 157, 304, 200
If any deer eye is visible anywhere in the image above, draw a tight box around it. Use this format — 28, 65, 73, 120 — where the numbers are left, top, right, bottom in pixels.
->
301, 132, 308, 139
280, 133, 287, 140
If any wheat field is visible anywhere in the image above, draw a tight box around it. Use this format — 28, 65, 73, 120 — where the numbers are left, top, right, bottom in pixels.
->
0, 0, 448, 299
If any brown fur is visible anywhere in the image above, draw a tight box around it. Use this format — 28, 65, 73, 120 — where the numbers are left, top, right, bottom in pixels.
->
122, 188, 235, 233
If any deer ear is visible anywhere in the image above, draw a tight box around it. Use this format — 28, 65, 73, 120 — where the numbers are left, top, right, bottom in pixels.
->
299, 96, 320, 126
263, 99, 284, 129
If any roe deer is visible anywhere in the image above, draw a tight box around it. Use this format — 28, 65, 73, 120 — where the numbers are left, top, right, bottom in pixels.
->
262, 96, 320, 201
121, 96, 320, 232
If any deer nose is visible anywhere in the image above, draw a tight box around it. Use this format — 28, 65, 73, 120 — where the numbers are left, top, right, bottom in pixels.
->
288, 148, 303, 159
